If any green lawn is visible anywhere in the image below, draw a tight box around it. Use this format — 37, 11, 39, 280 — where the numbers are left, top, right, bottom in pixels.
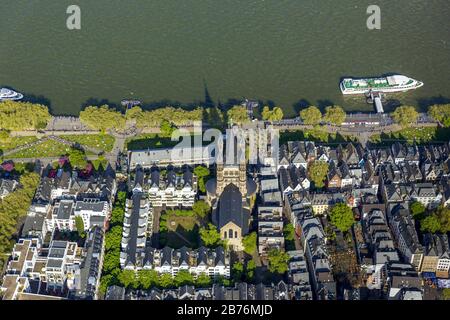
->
160, 213, 201, 249
5, 139, 73, 159
370, 127, 450, 144
0, 136, 39, 153
60, 134, 115, 152
280, 128, 356, 145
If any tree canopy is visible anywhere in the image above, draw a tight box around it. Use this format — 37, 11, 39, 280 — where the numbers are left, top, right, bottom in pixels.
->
174, 270, 194, 287
192, 200, 211, 218
194, 166, 210, 193
242, 232, 257, 255
68, 148, 87, 169
267, 249, 290, 274
420, 215, 441, 233
199, 223, 223, 248
420, 206, 450, 234
196, 273, 212, 287
323, 106, 346, 125
284, 223, 295, 242
128, 106, 203, 128
410, 201, 426, 219
160, 119, 177, 138
261, 106, 284, 121
0, 101, 51, 131
307, 160, 329, 189
0, 172, 40, 272
391, 106, 419, 127
74, 216, 86, 238
428, 104, 450, 127
80, 105, 126, 132
227, 105, 250, 125
300, 106, 322, 125
329, 203, 355, 233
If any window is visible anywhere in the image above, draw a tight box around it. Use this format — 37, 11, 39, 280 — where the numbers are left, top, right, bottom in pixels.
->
229, 229, 233, 239
235, 231, 238, 238
224, 232, 227, 239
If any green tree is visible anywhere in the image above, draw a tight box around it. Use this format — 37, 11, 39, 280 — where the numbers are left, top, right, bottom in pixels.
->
104, 225, 123, 251
102, 250, 120, 274
174, 270, 194, 286
307, 160, 329, 189
242, 232, 257, 255
138, 270, 159, 289
391, 106, 419, 127
267, 249, 290, 274
227, 105, 250, 125
192, 200, 210, 218
300, 106, 322, 125
118, 270, 137, 289
246, 260, 256, 281
435, 206, 450, 233
68, 148, 87, 168
110, 206, 125, 226
0, 172, 40, 272
323, 106, 346, 125
329, 203, 355, 233
283, 223, 295, 242
159, 273, 174, 288
420, 215, 441, 233
194, 165, 210, 193
261, 106, 284, 121
196, 273, 212, 287
232, 261, 244, 281
79, 105, 126, 132
126, 106, 143, 120
98, 274, 114, 296
160, 119, 177, 138
428, 104, 450, 127
74, 216, 86, 238
199, 223, 222, 248
0, 101, 51, 130
410, 201, 426, 219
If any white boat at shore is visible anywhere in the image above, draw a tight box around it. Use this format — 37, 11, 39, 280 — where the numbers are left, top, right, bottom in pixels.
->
0, 88, 24, 102
340, 75, 423, 95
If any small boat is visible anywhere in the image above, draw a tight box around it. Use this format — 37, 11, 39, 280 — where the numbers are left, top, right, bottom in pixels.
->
0, 88, 24, 102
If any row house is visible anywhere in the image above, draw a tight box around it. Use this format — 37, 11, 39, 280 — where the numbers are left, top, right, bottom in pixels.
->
299, 216, 336, 300
287, 250, 313, 300
361, 206, 400, 266
258, 206, 285, 256
33, 168, 116, 205
311, 192, 345, 215
387, 203, 424, 270
285, 191, 313, 229
134, 246, 230, 278
391, 142, 420, 165
278, 141, 315, 171
112, 281, 290, 301
148, 166, 197, 208
421, 233, 450, 278
120, 192, 152, 270
279, 165, 310, 198
387, 262, 423, 300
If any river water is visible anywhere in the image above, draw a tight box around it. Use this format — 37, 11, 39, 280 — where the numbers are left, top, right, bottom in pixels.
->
1, 0, 449, 116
